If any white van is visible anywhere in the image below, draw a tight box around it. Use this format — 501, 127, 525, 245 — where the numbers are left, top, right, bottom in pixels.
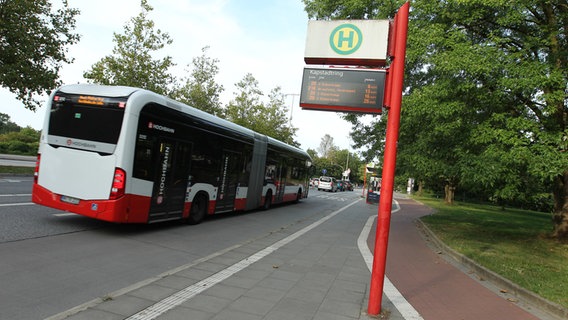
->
318, 176, 337, 192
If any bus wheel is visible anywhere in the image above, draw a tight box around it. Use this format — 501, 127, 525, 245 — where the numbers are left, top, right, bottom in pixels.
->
186, 193, 207, 225
295, 189, 302, 203
263, 190, 272, 210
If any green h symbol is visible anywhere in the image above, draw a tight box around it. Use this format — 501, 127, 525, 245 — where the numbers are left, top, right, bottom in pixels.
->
337, 30, 354, 48
330, 24, 362, 55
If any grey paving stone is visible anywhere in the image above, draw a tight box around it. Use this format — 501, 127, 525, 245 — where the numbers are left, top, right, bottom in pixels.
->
284, 286, 328, 303
266, 297, 320, 320
244, 285, 287, 302
126, 283, 177, 302
325, 285, 366, 304
331, 279, 368, 294
264, 309, 314, 320
248, 258, 287, 271
203, 283, 247, 300
234, 267, 272, 280
93, 295, 154, 316
153, 274, 199, 290
63, 308, 123, 320
211, 308, 263, 320
217, 249, 252, 261
337, 266, 371, 284
221, 274, 263, 289
256, 276, 297, 291
180, 294, 232, 314
314, 310, 360, 320
176, 267, 216, 280
159, 306, 214, 320
268, 269, 304, 282
193, 261, 230, 273
228, 296, 275, 316
207, 254, 242, 267
319, 298, 363, 318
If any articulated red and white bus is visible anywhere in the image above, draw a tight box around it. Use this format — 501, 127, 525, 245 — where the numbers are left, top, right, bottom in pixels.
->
32, 84, 312, 224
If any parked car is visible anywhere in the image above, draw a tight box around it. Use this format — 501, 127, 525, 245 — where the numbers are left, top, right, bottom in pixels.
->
336, 180, 345, 191
344, 181, 354, 191
318, 176, 337, 192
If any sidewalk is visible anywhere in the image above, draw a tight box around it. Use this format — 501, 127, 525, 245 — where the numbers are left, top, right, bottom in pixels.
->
47, 194, 559, 320
49, 197, 403, 320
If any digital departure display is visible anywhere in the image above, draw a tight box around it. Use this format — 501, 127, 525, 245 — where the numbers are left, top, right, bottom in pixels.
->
299, 67, 386, 114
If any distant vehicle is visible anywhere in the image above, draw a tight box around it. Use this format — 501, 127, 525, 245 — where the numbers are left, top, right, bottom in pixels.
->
310, 178, 319, 188
336, 180, 345, 191
318, 176, 337, 192
344, 181, 354, 191
32, 84, 312, 224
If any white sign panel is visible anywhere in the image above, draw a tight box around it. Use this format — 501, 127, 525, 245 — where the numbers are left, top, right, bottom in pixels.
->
304, 20, 390, 66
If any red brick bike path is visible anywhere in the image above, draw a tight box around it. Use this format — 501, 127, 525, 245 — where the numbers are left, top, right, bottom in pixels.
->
368, 197, 542, 320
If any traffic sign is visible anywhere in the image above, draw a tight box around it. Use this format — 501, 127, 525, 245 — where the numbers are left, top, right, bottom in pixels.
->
304, 19, 390, 66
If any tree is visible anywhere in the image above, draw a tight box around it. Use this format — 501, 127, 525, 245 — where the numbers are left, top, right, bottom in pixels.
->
0, 0, 80, 111
172, 46, 225, 117
83, 0, 176, 95
303, 0, 568, 239
0, 113, 20, 134
263, 87, 299, 146
317, 134, 336, 158
0, 126, 40, 155
225, 74, 298, 145
225, 73, 263, 127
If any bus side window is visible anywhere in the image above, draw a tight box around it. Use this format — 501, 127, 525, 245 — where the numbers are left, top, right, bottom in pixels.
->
133, 135, 155, 180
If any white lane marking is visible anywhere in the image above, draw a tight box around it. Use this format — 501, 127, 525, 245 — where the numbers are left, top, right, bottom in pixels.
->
126, 199, 362, 320
358, 199, 424, 320
0, 194, 31, 197
0, 202, 34, 207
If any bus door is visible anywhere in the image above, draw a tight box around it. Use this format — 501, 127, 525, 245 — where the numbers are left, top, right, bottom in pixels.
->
149, 138, 192, 222
215, 150, 241, 212
275, 163, 287, 202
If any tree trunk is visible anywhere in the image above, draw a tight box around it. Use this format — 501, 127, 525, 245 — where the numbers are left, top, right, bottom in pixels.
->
417, 180, 424, 196
444, 183, 456, 205
552, 171, 568, 240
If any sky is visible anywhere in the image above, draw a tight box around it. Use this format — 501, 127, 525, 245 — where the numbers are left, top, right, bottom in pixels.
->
2, 0, 376, 152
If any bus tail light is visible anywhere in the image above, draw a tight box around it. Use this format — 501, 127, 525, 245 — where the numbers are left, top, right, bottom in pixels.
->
110, 168, 126, 200
34, 154, 41, 184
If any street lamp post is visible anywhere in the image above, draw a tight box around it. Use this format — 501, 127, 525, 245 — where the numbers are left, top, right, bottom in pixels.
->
284, 93, 300, 126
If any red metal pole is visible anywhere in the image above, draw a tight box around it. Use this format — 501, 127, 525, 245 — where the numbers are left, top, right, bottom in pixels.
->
362, 168, 367, 198
367, 2, 409, 316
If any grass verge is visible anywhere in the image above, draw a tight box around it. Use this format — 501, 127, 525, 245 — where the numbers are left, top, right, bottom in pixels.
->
0, 166, 34, 175
416, 196, 568, 308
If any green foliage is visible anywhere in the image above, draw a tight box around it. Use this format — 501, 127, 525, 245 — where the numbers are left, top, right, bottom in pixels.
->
83, 0, 176, 95
309, 144, 365, 182
0, 0, 80, 110
172, 46, 225, 117
0, 126, 40, 155
225, 74, 298, 146
0, 113, 20, 134
303, 1, 567, 224
303, 0, 404, 19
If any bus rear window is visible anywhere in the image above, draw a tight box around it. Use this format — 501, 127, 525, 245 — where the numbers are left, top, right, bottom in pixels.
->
48, 93, 127, 146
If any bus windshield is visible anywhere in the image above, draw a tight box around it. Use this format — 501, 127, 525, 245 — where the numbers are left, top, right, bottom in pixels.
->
47, 92, 127, 154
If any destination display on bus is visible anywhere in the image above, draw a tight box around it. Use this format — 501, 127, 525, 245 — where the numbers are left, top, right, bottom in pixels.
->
299, 67, 386, 114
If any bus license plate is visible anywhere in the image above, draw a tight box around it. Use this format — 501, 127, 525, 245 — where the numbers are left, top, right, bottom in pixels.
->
61, 195, 80, 205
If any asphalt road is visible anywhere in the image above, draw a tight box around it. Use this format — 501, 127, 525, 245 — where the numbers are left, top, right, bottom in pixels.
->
0, 177, 361, 319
